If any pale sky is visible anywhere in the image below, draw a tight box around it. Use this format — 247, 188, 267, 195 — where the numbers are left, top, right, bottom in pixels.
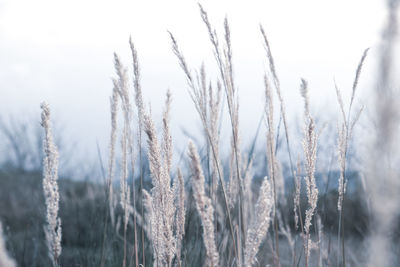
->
0, 0, 389, 175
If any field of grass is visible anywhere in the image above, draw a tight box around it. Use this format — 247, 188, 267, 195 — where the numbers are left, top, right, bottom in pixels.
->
1, 2, 400, 267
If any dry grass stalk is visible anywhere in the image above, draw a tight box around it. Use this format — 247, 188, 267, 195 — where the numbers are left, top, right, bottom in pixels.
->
161, 90, 177, 266
142, 189, 160, 263
120, 119, 131, 267
143, 119, 174, 266
293, 159, 305, 267
41, 102, 62, 267
228, 135, 240, 209
108, 80, 119, 227
197, 64, 224, 209
0, 222, 16, 267
173, 168, 185, 267
169, 30, 237, 259
336, 123, 346, 212
260, 32, 295, 265
100, 79, 120, 267
169, 34, 223, 189
293, 161, 301, 232
244, 176, 273, 265
129, 38, 145, 123
162, 89, 173, 176
169, 33, 222, 220
142, 91, 181, 266
260, 25, 305, 264
334, 48, 368, 267
242, 156, 254, 224
264, 77, 275, 192
208, 81, 223, 218
260, 25, 295, 178
264, 75, 281, 266
350, 48, 369, 110
188, 141, 219, 267
113, 52, 138, 267
300, 79, 319, 267
129, 38, 146, 266
198, 5, 245, 262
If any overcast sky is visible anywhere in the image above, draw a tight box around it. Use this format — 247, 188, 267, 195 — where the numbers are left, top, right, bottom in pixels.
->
0, 0, 389, 174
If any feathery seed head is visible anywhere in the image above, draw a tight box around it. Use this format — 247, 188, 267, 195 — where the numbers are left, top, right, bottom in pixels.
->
41, 102, 62, 267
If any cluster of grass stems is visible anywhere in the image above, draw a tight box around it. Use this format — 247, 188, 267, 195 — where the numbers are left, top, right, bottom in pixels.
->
1, 1, 400, 267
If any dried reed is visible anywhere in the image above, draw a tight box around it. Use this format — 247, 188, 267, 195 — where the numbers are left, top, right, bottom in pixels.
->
41, 102, 62, 267
188, 141, 219, 267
